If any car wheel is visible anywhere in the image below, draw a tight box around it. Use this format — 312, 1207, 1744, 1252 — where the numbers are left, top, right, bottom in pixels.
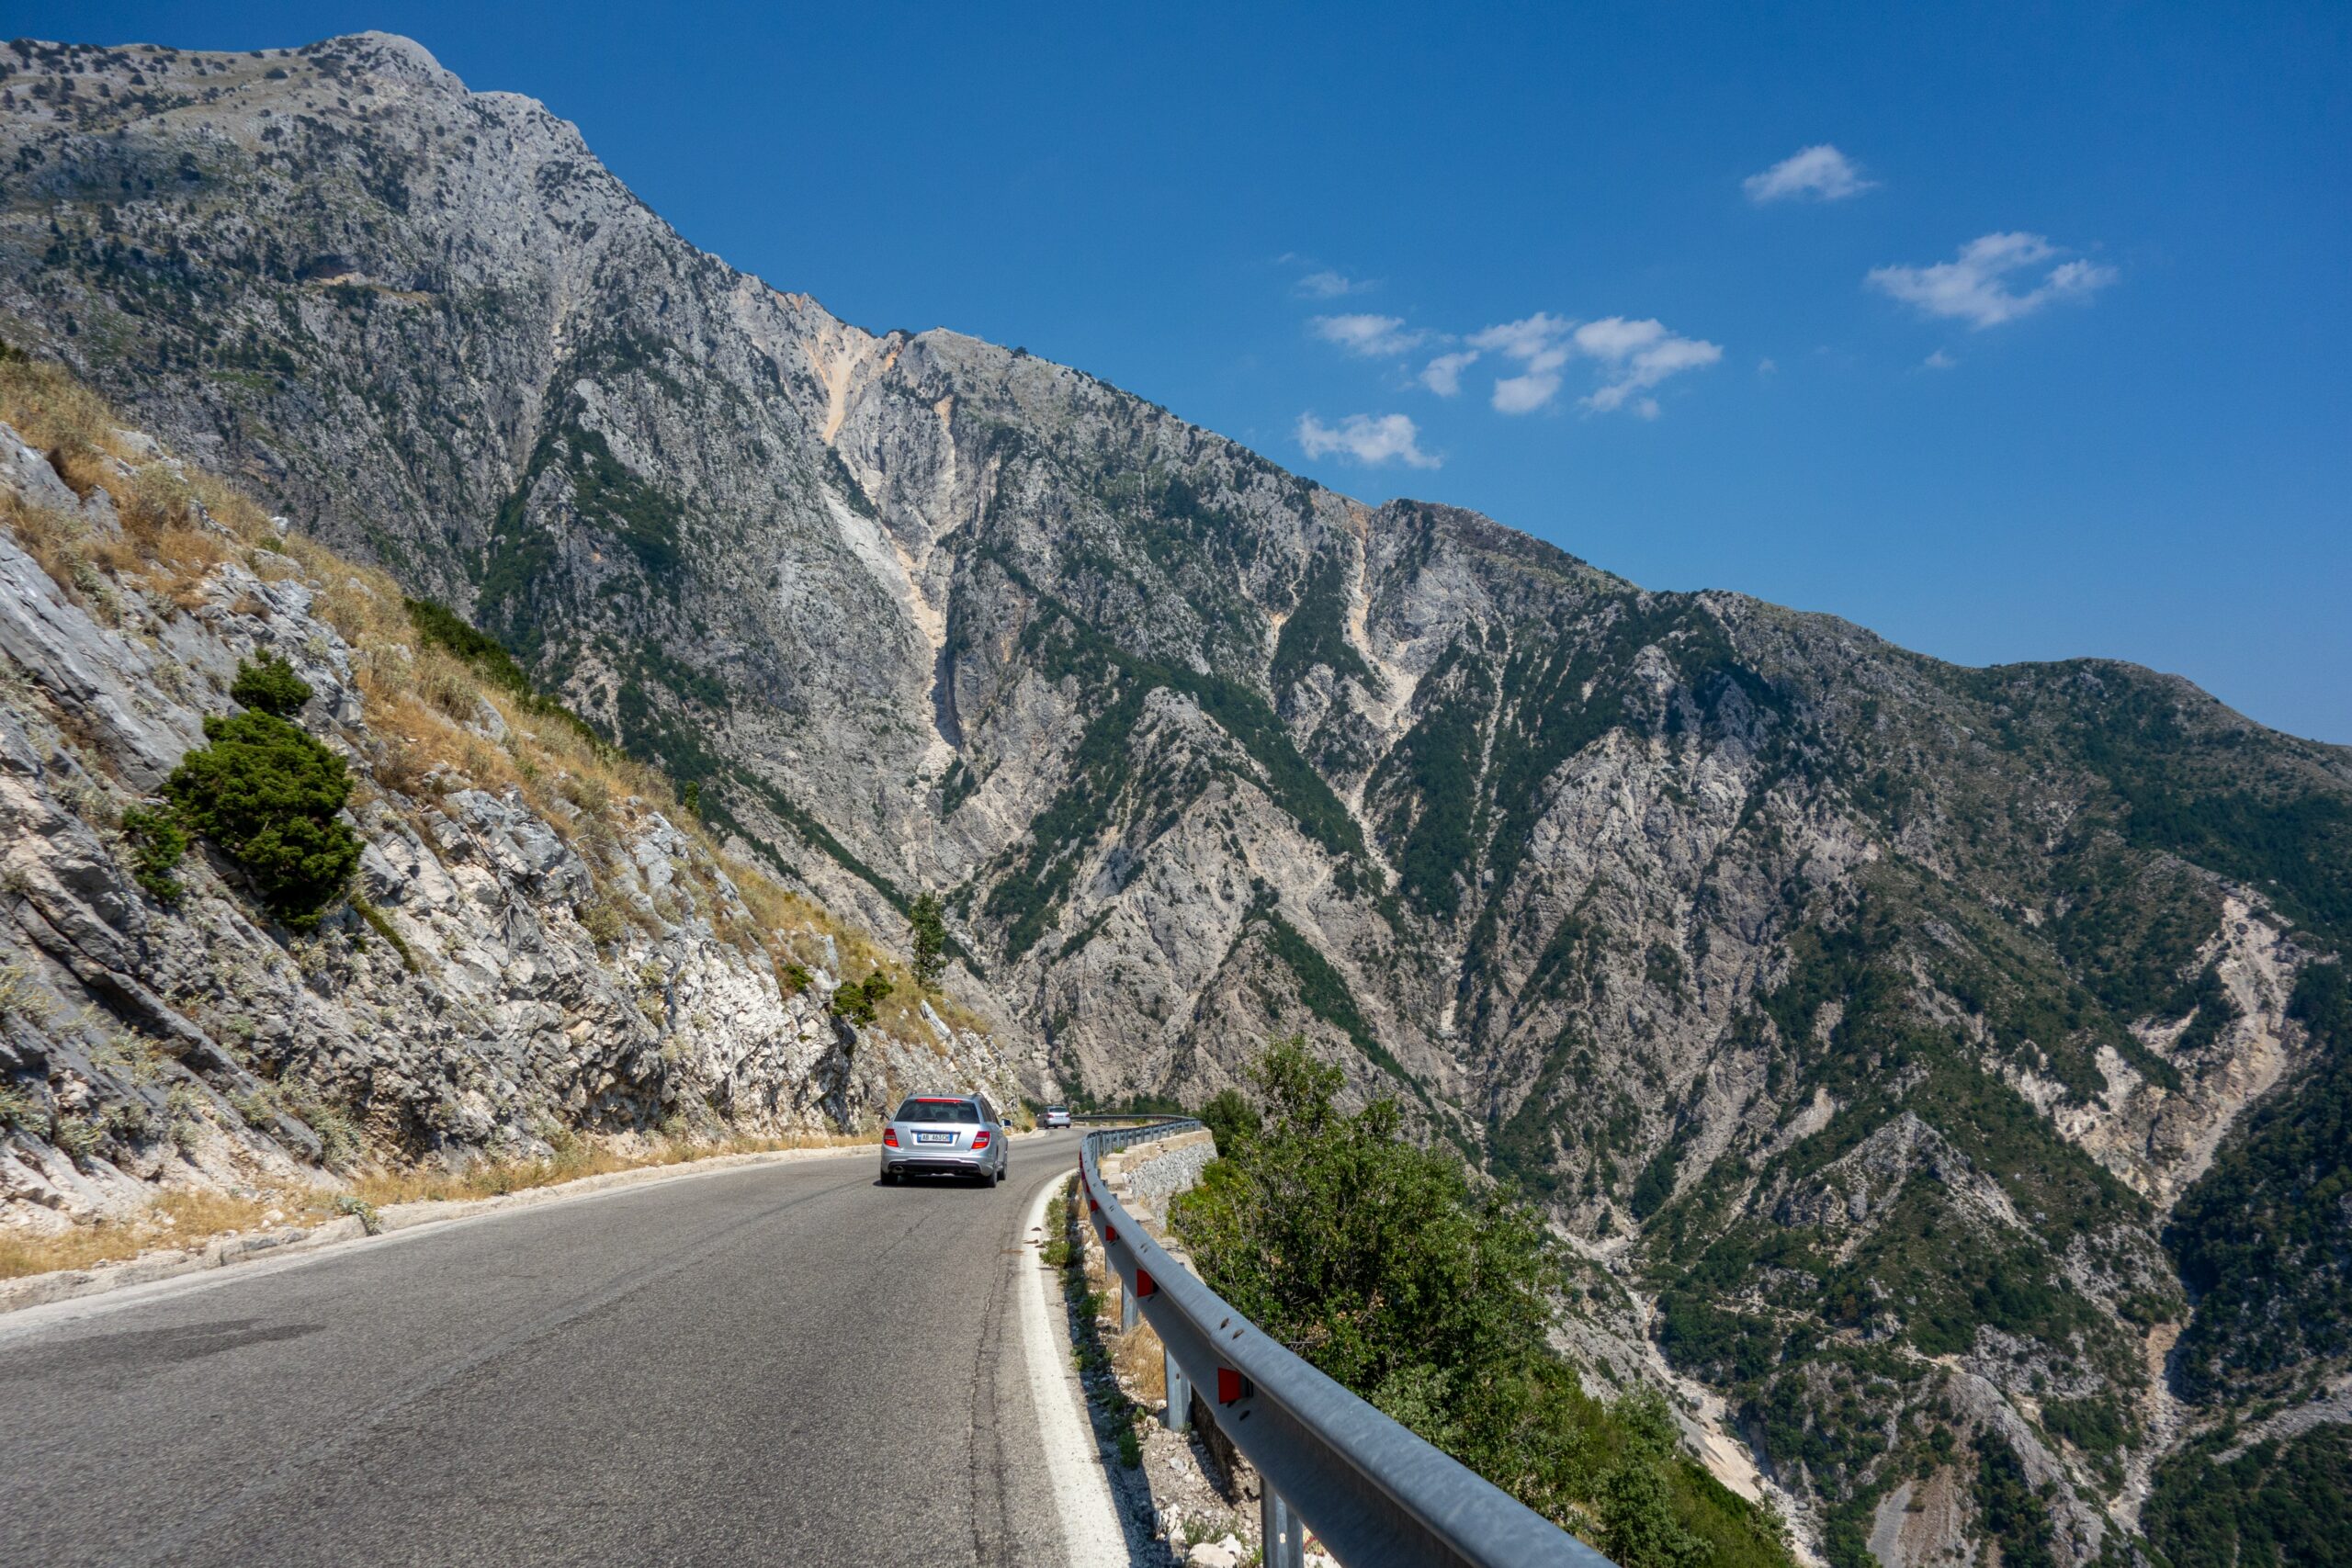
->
880, 1169, 897, 1186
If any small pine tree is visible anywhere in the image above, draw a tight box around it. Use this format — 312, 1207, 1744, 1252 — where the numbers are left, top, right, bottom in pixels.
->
228, 651, 311, 716
829, 969, 896, 1026
908, 892, 947, 987
164, 665, 359, 931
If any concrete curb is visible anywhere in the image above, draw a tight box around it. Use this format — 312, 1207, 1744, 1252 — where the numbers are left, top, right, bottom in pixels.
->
0, 1135, 914, 1317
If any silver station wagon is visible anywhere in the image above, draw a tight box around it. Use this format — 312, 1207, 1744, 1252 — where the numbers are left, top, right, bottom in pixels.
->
879, 1094, 1008, 1187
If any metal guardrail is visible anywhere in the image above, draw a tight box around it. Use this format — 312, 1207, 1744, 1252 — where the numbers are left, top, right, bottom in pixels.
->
1080, 1121, 1615, 1568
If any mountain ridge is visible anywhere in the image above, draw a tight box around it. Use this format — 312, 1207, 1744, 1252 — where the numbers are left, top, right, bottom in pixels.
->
5, 30, 2349, 1566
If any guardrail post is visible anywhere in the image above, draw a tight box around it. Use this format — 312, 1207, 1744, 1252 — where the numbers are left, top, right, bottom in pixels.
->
1163, 1346, 1191, 1434
1120, 1280, 1139, 1333
1261, 1485, 1306, 1568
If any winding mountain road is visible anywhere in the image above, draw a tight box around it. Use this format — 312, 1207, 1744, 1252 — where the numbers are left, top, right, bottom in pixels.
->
0, 1131, 1120, 1567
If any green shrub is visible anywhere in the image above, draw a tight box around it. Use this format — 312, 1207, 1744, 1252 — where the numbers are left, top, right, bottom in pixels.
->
229, 652, 311, 716
830, 970, 895, 1025
165, 1085, 206, 1152
101, 1099, 153, 1142
50, 1110, 102, 1163
1197, 1086, 1261, 1151
578, 899, 625, 948
0, 1080, 43, 1131
404, 597, 529, 693
1172, 1037, 1792, 1568
909, 892, 947, 987
119, 806, 188, 903
164, 703, 360, 932
334, 1192, 383, 1235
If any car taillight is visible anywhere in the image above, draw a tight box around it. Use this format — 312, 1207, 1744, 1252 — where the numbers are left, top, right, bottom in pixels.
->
884, 1128, 899, 1146
972, 1130, 991, 1149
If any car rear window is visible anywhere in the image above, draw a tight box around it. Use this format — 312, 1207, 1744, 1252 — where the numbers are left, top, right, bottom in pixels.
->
894, 1099, 979, 1124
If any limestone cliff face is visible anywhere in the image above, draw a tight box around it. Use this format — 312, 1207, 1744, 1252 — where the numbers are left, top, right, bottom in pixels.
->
0, 412, 1015, 1235
6, 33, 2350, 1564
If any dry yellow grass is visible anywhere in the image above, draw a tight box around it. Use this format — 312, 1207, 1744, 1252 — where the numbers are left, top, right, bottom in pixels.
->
0, 1187, 313, 1281
0, 353, 126, 474
0, 1133, 881, 1282
350, 1128, 876, 1207
1113, 1313, 1170, 1404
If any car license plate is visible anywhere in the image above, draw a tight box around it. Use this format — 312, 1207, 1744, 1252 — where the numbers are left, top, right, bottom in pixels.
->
914, 1132, 953, 1145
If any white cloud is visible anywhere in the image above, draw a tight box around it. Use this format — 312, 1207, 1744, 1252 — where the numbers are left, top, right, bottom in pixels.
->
1457, 310, 1720, 414
1573, 317, 1724, 414
1311, 312, 1424, 357
1468, 312, 1574, 368
1420, 350, 1479, 396
1297, 269, 1368, 299
1571, 316, 1665, 359
1296, 412, 1439, 468
1467, 313, 1575, 412
1757, 356, 1779, 375
1867, 232, 2116, 329
1744, 144, 1876, 204
1491, 372, 1562, 413
1923, 349, 1957, 370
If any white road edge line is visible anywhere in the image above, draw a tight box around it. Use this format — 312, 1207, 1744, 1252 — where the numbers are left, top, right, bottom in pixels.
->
1021, 1168, 1131, 1565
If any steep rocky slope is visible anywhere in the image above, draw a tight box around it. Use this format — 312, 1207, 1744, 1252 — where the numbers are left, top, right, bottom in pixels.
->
0, 353, 1017, 1242
4, 32, 2347, 1565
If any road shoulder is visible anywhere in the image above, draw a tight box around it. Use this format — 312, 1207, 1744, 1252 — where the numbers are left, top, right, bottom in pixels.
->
1019, 1168, 1137, 1564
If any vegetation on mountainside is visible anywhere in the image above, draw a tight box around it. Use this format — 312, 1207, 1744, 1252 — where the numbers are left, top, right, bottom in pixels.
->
1957, 662, 2352, 951
17, 49, 2352, 1560
1238, 887, 1429, 1106
2165, 959, 2352, 1398
2142, 1425, 2352, 1568
977, 556, 1373, 958
908, 893, 947, 987
0, 349, 967, 1043
1269, 549, 1375, 694
164, 655, 362, 930
828, 970, 895, 1026
1371, 637, 1494, 919
1635, 866, 2161, 1564
119, 806, 190, 903
1172, 1039, 1792, 1568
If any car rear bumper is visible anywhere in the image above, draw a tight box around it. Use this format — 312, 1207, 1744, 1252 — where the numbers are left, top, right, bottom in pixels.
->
883, 1153, 992, 1177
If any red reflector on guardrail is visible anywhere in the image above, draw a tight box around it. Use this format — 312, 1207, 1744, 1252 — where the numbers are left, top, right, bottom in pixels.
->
1217, 1368, 1246, 1404
1104, 1223, 1119, 1245
1135, 1269, 1157, 1298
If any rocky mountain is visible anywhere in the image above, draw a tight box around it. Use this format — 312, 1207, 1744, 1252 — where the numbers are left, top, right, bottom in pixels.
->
5, 31, 2347, 1567
0, 350, 1018, 1240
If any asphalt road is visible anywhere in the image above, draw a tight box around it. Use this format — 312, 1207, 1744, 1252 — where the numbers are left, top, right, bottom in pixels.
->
0, 1131, 1100, 1568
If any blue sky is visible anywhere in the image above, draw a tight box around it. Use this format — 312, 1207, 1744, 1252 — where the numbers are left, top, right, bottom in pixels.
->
18, 2, 2352, 739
